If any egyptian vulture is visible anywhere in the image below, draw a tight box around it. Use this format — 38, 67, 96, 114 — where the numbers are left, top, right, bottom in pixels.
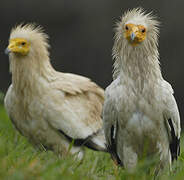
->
103, 8, 181, 170
4, 24, 106, 159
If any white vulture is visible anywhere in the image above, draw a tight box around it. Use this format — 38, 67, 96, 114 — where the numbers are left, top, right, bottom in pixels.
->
4, 24, 106, 160
103, 8, 181, 170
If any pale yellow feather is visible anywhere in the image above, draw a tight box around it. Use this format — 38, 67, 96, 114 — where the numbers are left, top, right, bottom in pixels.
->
5, 24, 106, 159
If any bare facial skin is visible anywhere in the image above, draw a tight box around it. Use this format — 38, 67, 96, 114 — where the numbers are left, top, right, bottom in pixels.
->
124, 23, 146, 46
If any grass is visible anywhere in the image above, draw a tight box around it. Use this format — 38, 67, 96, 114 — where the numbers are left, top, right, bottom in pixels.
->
0, 94, 184, 179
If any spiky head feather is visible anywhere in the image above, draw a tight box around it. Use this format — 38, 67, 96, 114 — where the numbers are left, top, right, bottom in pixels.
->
7, 24, 54, 92
9, 23, 50, 58
113, 8, 161, 80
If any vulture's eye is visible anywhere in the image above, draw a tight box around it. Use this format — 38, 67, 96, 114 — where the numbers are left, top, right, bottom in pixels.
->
141, 28, 146, 33
21, 42, 26, 46
125, 25, 129, 30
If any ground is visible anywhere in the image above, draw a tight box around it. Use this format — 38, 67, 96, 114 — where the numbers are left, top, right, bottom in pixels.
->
0, 93, 184, 180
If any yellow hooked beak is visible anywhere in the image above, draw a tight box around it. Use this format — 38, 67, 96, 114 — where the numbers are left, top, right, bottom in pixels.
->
124, 23, 147, 46
5, 38, 30, 56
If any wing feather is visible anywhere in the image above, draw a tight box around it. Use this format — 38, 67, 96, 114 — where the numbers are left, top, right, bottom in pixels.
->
163, 81, 181, 161
103, 79, 122, 164
167, 119, 180, 161
47, 72, 106, 150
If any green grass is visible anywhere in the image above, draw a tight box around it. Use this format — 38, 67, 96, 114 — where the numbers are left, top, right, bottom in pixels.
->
0, 95, 184, 179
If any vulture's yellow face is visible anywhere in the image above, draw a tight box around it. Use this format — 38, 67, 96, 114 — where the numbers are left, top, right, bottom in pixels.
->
124, 23, 146, 46
7, 38, 30, 56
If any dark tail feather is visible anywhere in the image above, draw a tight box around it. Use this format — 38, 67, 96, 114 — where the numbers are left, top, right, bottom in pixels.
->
107, 125, 123, 166
58, 129, 107, 152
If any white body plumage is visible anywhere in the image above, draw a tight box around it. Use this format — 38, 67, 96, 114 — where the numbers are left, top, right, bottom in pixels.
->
4, 24, 106, 159
103, 8, 180, 170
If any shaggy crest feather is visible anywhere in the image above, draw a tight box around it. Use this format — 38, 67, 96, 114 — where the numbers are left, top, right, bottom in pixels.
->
112, 8, 161, 81
8, 24, 54, 93
10, 23, 50, 57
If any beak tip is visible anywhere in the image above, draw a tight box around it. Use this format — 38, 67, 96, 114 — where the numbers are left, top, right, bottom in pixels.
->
4, 48, 10, 55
